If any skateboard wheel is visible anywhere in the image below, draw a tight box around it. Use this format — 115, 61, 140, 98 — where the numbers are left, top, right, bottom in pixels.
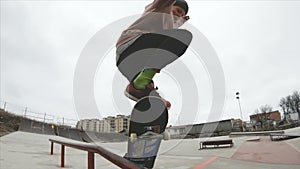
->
163, 131, 171, 140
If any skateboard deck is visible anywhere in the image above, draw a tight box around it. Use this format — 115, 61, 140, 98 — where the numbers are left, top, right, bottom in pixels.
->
125, 96, 168, 168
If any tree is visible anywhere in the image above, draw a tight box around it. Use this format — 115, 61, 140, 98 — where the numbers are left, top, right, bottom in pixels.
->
279, 91, 300, 122
259, 104, 273, 113
291, 91, 300, 120
252, 105, 273, 130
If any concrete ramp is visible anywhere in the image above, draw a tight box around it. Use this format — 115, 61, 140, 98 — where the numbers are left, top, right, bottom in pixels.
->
285, 126, 300, 135
18, 118, 55, 135
56, 127, 83, 142
230, 130, 284, 137
87, 132, 128, 142
56, 127, 128, 143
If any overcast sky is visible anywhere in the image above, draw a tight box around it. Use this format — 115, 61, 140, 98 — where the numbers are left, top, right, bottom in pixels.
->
1, 1, 300, 126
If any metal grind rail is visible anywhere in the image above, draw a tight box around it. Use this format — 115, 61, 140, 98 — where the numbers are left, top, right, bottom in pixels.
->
49, 138, 141, 169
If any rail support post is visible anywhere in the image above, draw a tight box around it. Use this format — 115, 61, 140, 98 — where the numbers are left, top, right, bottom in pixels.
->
88, 152, 95, 169
50, 141, 54, 155
61, 145, 65, 167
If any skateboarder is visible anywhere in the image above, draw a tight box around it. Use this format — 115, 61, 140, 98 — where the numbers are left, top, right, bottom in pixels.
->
116, 0, 193, 109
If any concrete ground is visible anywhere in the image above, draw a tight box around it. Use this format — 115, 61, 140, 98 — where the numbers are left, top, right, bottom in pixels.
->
1, 127, 300, 169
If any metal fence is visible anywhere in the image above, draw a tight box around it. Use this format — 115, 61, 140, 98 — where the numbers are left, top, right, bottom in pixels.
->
0, 100, 78, 127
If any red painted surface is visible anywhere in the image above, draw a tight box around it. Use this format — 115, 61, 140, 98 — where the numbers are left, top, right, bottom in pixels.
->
231, 137, 300, 165
194, 156, 218, 169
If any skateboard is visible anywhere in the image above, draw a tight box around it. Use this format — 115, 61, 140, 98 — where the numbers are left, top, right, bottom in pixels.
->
125, 96, 169, 169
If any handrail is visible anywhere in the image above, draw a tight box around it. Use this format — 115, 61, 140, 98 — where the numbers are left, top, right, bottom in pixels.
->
49, 138, 142, 169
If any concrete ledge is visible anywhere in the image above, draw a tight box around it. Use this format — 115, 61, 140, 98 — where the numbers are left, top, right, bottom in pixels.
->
199, 139, 233, 149
270, 133, 300, 141
229, 130, 284, 137
246, 136, 261, 141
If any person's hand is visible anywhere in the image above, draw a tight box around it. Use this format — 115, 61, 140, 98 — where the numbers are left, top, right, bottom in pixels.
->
183, 16, 190, 20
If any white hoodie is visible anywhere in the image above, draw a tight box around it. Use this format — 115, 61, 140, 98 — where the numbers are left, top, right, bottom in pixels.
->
116, 0, 187, 48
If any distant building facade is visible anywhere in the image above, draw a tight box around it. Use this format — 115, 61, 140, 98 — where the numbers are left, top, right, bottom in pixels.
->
76, 115, 130, 133
76, 119, 101, 132
231, 119, 243, 132
103, 116, 115, 133
115, 115, 130, 132
250, 110, 281, 130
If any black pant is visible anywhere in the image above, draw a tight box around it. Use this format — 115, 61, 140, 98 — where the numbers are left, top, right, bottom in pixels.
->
117, 29, 192, 82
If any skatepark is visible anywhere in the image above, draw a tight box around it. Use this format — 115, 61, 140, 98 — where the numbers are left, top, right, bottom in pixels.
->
1, 126, 300, 169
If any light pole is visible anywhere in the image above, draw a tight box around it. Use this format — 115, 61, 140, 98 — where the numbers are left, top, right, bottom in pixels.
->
236, 92, 244, 132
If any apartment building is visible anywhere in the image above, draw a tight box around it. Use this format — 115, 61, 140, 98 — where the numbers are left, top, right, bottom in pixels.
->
77, 115, 130, 133
76, 119, 100, 132
114, 115, 130, 132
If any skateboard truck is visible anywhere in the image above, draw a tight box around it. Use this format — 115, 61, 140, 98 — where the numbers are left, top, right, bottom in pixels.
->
144, 125, 160, 133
